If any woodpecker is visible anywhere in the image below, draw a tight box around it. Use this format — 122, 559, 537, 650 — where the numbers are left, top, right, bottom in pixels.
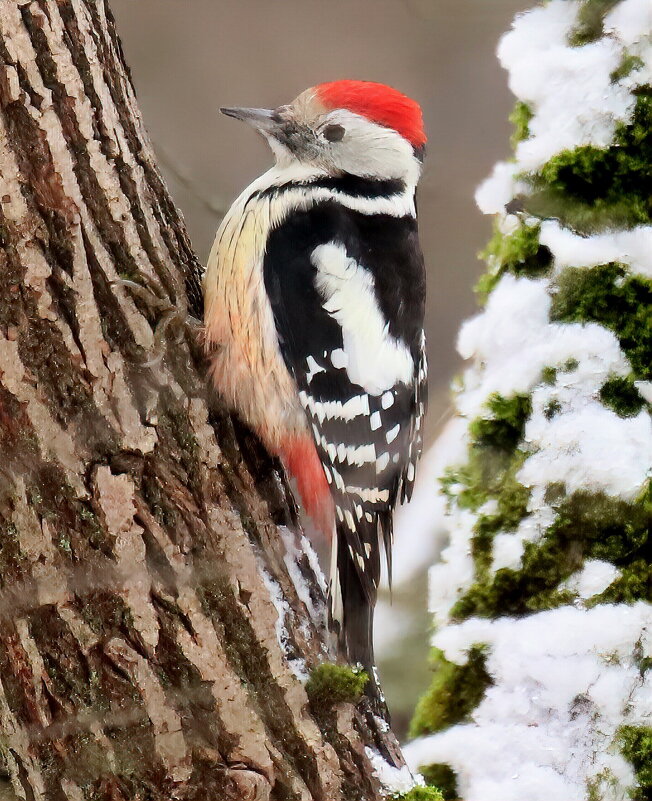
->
204, 80, 427, 682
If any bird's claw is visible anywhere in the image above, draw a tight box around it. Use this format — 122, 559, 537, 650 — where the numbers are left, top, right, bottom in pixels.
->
111, 275, 200, 367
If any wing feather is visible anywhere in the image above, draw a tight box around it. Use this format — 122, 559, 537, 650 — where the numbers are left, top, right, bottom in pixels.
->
263, 197, 427, 597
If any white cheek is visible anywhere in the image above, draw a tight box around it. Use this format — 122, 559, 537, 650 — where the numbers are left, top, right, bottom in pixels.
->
339, 137, 412, 178
323, 111, 420, 182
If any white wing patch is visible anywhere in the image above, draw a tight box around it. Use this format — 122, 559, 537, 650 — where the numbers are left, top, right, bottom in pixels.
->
298, 390, 370, 422
311, 243, 414, 395
376, 452, 390, 472
318, 435, 376, 466
385, 424, 400, 444
330, 348, 349, 369
345, 486, 391, 504
305, 355, 326, 384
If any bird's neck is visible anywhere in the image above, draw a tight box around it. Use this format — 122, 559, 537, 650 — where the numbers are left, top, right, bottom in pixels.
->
244, 163, 418, 220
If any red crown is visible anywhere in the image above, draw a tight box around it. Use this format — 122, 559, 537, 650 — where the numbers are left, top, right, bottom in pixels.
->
316, 80, 426, 147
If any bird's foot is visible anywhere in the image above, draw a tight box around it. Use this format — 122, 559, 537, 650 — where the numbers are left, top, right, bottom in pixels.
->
112, 275, 201, 367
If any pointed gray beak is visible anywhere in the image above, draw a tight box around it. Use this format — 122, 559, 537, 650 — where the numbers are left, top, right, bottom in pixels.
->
220, 107, 278, 134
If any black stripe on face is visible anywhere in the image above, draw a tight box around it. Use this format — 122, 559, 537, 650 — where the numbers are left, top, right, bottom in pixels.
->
256, 175, 406, 201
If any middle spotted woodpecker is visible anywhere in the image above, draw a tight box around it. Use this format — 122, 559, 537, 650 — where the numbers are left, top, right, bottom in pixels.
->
204, 80, 428, 685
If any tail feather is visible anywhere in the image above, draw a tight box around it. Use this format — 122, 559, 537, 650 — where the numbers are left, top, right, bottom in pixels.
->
338, 531, 376, 670
329, 525, 388, 717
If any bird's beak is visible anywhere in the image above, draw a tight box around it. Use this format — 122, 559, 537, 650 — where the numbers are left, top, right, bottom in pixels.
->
220, 107, 278, 135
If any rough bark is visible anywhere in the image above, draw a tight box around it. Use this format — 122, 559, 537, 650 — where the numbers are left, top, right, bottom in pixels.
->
0, 2, 405, 799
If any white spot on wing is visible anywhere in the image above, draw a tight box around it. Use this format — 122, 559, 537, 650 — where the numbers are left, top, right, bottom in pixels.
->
381, 391, 394, 409
346, 486, 390, 503
330, 348, 349, 369
312, 403, 326, 424
331, 466, 346, 491
370, 411, 382, 431
343, 394, 371, 419
306, 355, 325, 384
312, 243, 414, 395
386, 424, 400, 444
376, 452, 390, 472
301, 392, 370, 422
324, 438, 376, 466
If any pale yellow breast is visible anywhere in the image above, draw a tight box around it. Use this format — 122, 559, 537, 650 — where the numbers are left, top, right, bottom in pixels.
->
203, 188, 306, 449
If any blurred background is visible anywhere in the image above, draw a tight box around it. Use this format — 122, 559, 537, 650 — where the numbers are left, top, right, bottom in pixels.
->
111, 0, 524, 737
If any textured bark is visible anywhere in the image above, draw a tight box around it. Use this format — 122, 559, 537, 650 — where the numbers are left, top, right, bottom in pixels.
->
0, 2, 405, 799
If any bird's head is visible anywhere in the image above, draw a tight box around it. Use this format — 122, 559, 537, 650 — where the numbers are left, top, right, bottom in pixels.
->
221, 80, 426, 184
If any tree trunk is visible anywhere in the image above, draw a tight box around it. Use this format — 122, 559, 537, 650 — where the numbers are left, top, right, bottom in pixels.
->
0, 2, 407, 799
405, 1, 652, 799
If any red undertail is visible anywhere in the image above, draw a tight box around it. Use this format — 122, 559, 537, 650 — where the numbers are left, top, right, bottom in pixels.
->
278, 435, 334, 538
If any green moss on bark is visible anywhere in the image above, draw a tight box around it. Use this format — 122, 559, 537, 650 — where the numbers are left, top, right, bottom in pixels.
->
0, 522, 29, 590
443, 393, 530, 510
551, 264, 652, 380
451, 486, 651, 621
541, 366, 557, 385
471, 454, 530, 577
443, 394, 532, 577
420, 765, 459, 801
305, 663, 368, 710
599, 376, 648, 417
569, 0, 621, 46
509, 101, 533, 148
392, 787, 444, 801
410, 647, 492, 738
618, 726, 652, 801
469, 394, 532, 452
476, 223, 552, 299
524, 88, 652, 231
544, 399, 562, 419
611, 54, 645, 83
589, 559, 652, 605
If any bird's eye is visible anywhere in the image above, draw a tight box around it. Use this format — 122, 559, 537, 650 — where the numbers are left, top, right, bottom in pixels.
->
323, 124, 345, 142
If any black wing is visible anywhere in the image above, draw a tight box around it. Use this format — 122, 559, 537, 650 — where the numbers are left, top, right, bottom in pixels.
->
263, 197, 427, 606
